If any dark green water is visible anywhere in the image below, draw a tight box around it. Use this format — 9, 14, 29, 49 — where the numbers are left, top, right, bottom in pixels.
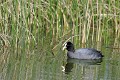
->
0, 34, 120, 80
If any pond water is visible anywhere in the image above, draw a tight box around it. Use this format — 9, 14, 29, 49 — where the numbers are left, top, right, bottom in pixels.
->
0, 33, 120, 80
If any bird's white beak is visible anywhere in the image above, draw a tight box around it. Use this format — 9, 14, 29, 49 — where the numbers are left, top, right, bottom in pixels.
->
62, 43, 67, 50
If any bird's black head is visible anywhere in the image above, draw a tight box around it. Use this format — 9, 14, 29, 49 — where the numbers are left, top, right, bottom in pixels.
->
63, 42, 75, 52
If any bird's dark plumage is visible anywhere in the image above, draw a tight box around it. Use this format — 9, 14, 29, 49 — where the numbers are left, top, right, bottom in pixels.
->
63, 42, 104, 59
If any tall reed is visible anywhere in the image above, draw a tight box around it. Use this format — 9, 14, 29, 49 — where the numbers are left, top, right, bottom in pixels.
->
0, 0, 119, 49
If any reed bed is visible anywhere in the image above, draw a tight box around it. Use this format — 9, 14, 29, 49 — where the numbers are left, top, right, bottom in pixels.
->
0, 0, 120, 48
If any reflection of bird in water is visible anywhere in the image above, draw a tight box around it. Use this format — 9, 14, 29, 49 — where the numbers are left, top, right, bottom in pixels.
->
65, 62, 74, 74
63, 58, 103, 74
61, 63, 73, 74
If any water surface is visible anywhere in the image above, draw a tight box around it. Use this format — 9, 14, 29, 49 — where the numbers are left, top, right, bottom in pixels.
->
0, 34, 120, 80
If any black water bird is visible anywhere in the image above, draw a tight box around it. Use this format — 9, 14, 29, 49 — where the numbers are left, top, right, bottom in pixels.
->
63, 42, 104, 59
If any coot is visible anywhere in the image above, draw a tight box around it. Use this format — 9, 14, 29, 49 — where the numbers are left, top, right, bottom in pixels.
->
63, 42, 104, 59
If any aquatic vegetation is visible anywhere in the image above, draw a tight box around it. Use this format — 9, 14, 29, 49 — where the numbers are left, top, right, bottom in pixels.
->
0, 0, 120, 48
